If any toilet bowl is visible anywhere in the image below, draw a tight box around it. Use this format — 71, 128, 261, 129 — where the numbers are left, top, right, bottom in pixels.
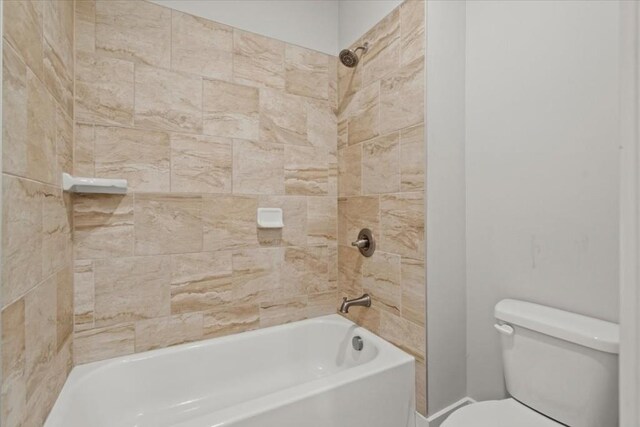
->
442, 398, 561, 427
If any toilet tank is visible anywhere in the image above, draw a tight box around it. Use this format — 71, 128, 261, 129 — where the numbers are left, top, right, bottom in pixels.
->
494, 299, 619, 427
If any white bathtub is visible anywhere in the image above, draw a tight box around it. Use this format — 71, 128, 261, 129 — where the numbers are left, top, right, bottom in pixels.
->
45, 314, 416, 427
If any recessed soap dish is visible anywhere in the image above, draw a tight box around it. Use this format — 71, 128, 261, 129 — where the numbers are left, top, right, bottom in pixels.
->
257, 208, 284, 229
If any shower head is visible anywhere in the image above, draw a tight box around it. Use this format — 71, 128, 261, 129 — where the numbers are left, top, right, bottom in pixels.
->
339, 42, 369, 68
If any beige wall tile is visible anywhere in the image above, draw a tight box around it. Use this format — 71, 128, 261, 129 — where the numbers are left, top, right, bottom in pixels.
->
134, 313, 203, 352
338, 144, 362, 197
282, 246, 329, 295
259, 295, 307, 328
307, 291, 338, 318
94, 126, 170, 192
257, 196, 307, 247
75, 0, 96, 54
1, 299, 26, 427
363, 251, 401, 315
75, 52, 134, 126
380, 57, 424, 134
379, 311, 425, 362
42, 186, 71, 278
307, 196, 337, 245
232, 248, 283, 304
347, 82, 379, 145
95, 0, 171, 67
401, 257, 426, 326
362, 132, 400, 194
172, 11, 233, 80
2, 42, 27, 179
93, 256, 170, 327
56, 267, 74, 352
285, 45, 329, 100
203, 304, 259, 338
340, 305, 380, 334
260, 88, 308, 146
56, 106, 73, 181
2, 176, 43, 308
400, 124, 425, 192
202, 195, 258, 251
170, 133, 232, 193
134, 65, 203, 133
345, 196, 380, 242
43, 0, 74, 117
338, 246, 363, 296
73, 260, 95, 332
233, 29, 285, 89
337, 51, 362, 116
134, 194, 203, 256
3, 0, 43, 80
307, 100, 337, 152
233, 139, 284, 195
328, 243, 338, 288
380, 193, 425, 259
73, 194, 134, 260
362, 9, 400, 85
285, 145, 328, 196
170, 252, 233, 314
338, 119, 348, 150
74, 323, 134, 365
400, 0, 426, 66
416, 359, 427, 415
337, 198, 348, 246
73, 123, 94, 176
203, 79, 259, 140
25, 70, 57, 184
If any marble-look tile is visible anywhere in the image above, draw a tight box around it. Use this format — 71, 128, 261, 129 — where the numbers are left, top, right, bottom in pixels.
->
337, 119, 348, 150
345, 196, 380, 242
401, 257, 426, 326
328, 160, 338, 197
259, 295, 307, 328
400, 124, 425, 191
56, 106, 73, 181
172, 11, 233, 80
170, 252, 233, 314
43, 0, 74, 117
170, 133, 232, 193
203, 304, 259, 338
56, 267, 74, 352
232, 248, 283, 304
260, 89, 308, 146
363, 252, 401, 315
74, 123, 95, 176
362, 8, 400, 85
73, 194, 134, 260
285, 145, 328, 196
347, 82, 379, 145
307, 291, 338, 318
340, 304, 380, 334
74, 260, 95, 332
202, 195, 258, 251
42, 186, 71, 278
327, 243, 338, 288
337, 198, 348, 246
75, 52, 134, 126
233, 139, 284, 195
203, 79, 259, 140
307, 101, 337, 152
233, 29, 285, 89
94, 126, 170, 192
416, 359, 427, 415
95, 0, 171, 67
338, 144, 362, 197
338, 246, 363, 296
1, 299, 26, 427
379, 311, 425, 362
134, 313, 203, 352
134, 194, 203, 256
328, 56, 338, 112
2, 176, 42, 308
380, 193, 425, 259
307, 196, 337, 245
134, 65, 203, 133
75, 0, 96, 54
362, 132, 400, 194
285, 45, 329, 100
380, 58, 425, 134
282, 246, 329, 295
257, 196, 307, 247
3, 0, 43, 80
400, 0, 426, 66
2, 42, 27, 180
74, 323, 135, 365
93, 256, 171, 327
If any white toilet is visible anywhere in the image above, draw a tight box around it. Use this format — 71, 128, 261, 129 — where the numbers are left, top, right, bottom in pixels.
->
443, 299, 619, 427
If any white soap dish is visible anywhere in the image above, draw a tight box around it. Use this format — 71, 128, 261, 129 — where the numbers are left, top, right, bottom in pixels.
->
257, 208, 284, 228
62, 173, 128, 194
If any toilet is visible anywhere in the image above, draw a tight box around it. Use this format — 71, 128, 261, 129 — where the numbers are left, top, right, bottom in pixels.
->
442, 299, 619, 427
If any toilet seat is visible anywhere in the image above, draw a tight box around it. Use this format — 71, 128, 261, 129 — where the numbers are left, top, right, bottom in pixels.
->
441, 398, 563, 427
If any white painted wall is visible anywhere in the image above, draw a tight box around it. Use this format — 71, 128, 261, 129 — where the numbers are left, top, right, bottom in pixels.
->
425, 0, 467, 416
465, 0, 620, 400
338, 0, 402, 48
150, 0, 339, 55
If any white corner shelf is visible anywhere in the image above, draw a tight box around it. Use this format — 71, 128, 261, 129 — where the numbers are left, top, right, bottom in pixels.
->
257, 208, 284, 228
62, 173, 128, 194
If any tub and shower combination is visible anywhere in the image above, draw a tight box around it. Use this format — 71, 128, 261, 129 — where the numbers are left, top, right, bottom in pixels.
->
45, 315, 416, 427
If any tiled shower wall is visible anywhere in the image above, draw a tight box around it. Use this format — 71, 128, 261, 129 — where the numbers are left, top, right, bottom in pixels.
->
71, 0, 339, 364
336, 1, 427, 415
1, 1, 75, 426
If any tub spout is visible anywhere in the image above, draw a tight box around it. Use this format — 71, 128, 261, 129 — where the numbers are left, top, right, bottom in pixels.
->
339, 294, 371, 314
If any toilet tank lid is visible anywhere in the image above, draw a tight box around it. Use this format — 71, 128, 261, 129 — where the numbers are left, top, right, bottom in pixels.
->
494, 299, 619, 354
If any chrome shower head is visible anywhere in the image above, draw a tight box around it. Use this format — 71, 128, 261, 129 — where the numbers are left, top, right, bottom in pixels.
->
339, 42, 369, 68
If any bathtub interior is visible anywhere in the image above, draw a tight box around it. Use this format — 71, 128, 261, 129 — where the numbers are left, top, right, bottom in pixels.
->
47, 316, 396, 427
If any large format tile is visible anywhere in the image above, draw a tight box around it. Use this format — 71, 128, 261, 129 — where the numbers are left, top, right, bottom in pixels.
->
73, 123, 95, 176
134, 65, 203, 133
347, 82, 379, 145
26, 70, 57, 184
400, 0, 426, 66
56, 106, 73, 183
400, 124, 425, 192
95, 0, 171, 67
282, 246, 329, 295
337, 246, 363, 296
380, 193, 424, 259
260, 89, 307, 146
337, 144, 362, 197
284, 145, 328, 196
257, 196, 307, 247
43, 0, 74, 116
345, 196, 380, 241
134, 313, 203, 352
380, 58, 425, 134
75, 0, 96, 54
171, 11, 233, 80
307, 196, 337, 246
202, 195, 258, 251
401, 257, 426, 326
362, 132, 400, 194
42, 187, 71, 278
170, 133, 232, 193
202, 79, 259, 140
233, 140, 284, 195
363, 251, 401, 315
232, 248, 283, 305
233, 30, 285, 89
259, 295, 307, 328
1, 298, 26, 427
73, 260, 95, 332
3, 0, 43, 80
379, 311, 425, 362
56, 267, 74, 352
203, 304, 259, 339
74, 323, 134, 365
285, 45, 329, 100
2, 42, 27, 180
94, 126, 170, 192
361, 8, 400, 85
